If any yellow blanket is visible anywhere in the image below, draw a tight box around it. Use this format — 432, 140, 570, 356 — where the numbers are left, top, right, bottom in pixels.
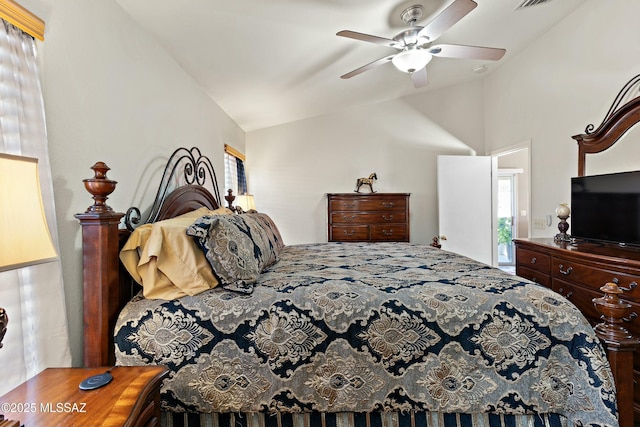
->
120, 207, 232, 299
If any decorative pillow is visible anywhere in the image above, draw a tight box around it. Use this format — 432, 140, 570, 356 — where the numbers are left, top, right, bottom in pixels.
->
187, 214, 270, 294
243, 212, 285, 268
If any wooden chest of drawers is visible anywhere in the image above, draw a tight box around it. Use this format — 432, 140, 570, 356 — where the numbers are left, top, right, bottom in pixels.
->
514, 238, 640, 425
327, 193, 410, 242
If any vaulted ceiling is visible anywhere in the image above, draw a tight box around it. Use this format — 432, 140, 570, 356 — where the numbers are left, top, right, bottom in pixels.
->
115, 0, 584, 131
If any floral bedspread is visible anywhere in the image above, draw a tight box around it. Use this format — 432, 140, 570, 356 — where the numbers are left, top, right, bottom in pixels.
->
114, 242, 617, 427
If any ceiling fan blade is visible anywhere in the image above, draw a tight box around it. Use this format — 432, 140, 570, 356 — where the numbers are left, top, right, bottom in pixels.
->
429, 44, 506, 60
417, 0, 477, 42
336, 30, 399, 48
341, 54, 395, 79
411, 68, 429, 88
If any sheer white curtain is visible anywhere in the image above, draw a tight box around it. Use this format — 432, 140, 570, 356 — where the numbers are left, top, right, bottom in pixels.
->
224, 147, 247, 196
0, 20, 71, 395
224, 151, 239, 195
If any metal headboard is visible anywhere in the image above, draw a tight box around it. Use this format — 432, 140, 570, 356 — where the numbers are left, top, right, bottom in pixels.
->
123, 147, 221, 231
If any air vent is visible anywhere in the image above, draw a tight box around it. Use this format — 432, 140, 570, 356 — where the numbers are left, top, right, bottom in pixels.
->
516, 0, 553, 9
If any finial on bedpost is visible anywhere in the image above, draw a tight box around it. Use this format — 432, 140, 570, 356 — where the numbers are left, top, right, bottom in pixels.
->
76, 161, 124, 367
593, 282, 637, 342
225, 188, 236, 211
593, 282, 640, 427
82, 162, 117, 213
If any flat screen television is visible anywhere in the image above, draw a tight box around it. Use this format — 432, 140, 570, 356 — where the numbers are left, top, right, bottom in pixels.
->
571, 170, 640, 247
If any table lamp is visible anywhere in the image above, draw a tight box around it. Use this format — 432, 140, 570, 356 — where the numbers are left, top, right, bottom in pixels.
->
235, 194, 256, 213
0, 153, 58, 349
554, 202, 571, 242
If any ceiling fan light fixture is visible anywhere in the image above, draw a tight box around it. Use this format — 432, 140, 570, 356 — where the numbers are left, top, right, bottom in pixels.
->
392, 49, 432, 73
337, 0, 506, 85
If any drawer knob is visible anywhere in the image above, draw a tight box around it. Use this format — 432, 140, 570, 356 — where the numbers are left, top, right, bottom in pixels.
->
530, 257, 537, 264
558, 264, 573, 275
382, 214, 394, 221
557, 288, 573, 299
624, 312, 638, 322
619, 281, 638, 292
382, 229, 394, 236
342, 215, 356, 221
382, 202, 395, 208
343, 230, 355, 236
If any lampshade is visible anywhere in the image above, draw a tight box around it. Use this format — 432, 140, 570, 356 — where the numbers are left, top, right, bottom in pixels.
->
392, 48, 433, 73
235, 194, 256, 212
0, 153, 57, 272
556, 203, 571, 218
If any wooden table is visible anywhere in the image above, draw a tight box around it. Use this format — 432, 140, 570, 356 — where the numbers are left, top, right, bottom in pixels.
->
0, 366, 168, 427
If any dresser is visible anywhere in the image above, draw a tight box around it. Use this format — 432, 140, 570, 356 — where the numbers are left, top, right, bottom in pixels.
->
327, 193, 410, 242
514, 238, 640, 424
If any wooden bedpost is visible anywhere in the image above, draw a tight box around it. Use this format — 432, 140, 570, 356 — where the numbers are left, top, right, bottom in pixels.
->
75, 162, 123, 367
593, 282, 640, 427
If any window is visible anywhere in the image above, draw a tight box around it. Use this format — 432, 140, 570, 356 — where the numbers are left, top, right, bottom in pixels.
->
224, 144, 247, 196
0, 17, 71, 395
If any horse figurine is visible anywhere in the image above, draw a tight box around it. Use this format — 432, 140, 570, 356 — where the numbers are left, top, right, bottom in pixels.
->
355, 173, 377, 193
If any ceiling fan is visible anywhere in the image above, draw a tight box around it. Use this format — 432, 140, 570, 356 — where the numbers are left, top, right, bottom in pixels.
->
337, 0, 506, 88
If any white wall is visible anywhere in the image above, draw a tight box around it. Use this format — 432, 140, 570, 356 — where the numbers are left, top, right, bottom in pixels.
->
245, 0, 640, 248
247, 0, 640, 249
23, 0, 640, 367
21, 0, 245, 366
484, 0, 640, 237
247, 80, 485, 245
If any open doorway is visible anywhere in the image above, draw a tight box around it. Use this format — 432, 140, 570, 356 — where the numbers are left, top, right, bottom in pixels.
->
497, 170, 521, 266
492, 143, 530, 273
436, 143, 530, 269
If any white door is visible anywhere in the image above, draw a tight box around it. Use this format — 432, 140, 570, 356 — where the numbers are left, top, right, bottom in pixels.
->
437, 155, 497, 266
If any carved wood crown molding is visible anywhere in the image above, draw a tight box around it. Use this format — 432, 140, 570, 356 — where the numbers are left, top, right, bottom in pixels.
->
0, 0, 44, 41
573, 74, 640, 177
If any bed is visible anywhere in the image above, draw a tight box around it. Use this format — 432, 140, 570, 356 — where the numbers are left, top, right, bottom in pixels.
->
76, 147, 627, 427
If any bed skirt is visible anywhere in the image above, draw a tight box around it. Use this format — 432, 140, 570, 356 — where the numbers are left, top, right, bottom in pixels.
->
160, 411, 568, 427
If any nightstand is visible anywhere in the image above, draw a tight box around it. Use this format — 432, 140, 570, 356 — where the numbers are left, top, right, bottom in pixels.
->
0, 415, 20, 427
0, 365, 168, 427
